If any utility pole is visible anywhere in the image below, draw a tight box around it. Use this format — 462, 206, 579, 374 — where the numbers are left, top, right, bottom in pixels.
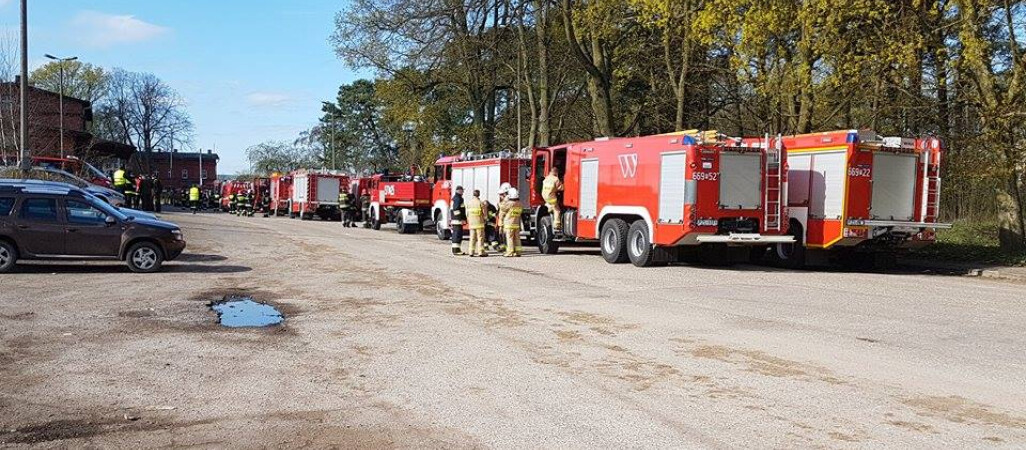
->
18, 0, 28, 169
45, 54, 78, 159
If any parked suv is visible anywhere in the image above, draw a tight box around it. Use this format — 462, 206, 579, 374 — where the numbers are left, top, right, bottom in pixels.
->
0, 180, 186, 273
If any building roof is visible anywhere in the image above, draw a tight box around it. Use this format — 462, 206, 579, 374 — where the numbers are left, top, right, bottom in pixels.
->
146, 151, 220, 161
0, 81, 92, 108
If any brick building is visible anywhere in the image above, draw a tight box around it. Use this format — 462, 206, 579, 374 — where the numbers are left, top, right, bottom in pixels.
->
145, 150, 219, 190
0, 80, 135, 162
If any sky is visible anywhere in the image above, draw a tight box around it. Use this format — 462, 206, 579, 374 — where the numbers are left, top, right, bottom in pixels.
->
0, 0, 367, 174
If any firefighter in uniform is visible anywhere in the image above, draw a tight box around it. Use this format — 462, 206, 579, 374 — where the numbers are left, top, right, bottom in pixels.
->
228, 192, 237, 213
499, 188, 523, 257
485, 200, 500, 252
492, 183, 511, 252
466, 189, 487, 257
112, 167, 129, 196
189, 184, 201, 213
123, 173, 138, 209
542, 168, 564, 231
237, 190, 251, 216
339, 189, 355, 227
450, 186, 466, 255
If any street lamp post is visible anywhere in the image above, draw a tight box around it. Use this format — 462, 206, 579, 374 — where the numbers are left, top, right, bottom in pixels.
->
44, 54, 77, 159
18, 0, 28, 169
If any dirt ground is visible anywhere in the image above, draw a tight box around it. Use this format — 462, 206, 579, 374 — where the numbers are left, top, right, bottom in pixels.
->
1, 210, 1024, 448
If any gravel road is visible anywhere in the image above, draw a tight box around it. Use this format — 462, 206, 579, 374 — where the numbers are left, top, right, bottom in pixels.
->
2, 211, 1024, 448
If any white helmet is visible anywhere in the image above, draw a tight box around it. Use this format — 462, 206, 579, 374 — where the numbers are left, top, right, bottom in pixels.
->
507, 188, 519, 200
499, 182, 512, 195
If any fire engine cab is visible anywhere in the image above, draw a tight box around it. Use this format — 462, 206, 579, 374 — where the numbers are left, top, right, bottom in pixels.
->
529, 131, 794, 267
431, 151, 531, 240
364, 173, 433, 233
776, 130, 950, 267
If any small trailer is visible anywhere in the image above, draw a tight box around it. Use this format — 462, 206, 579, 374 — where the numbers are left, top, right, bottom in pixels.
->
289, 170, 349, 221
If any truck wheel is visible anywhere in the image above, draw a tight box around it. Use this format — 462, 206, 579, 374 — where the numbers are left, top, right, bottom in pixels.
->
775, 224, 806, 269
435, 214, 451, 240
0, 240, 18, 273
371, 217, 381, 230
600, 218, 629, 264
627, 221, 658, 267
126, 242, 164, 273
537, 216, 560, 254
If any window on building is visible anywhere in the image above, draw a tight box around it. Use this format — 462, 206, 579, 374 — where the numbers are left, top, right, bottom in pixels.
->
181, 169, 189, 179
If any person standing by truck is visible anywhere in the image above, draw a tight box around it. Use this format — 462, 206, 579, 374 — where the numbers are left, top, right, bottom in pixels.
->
466, 189, 487, 257
339, 189, 355, 227
499, 189, 524, 257
542, 168, 564, 232
189, 184, 201, 214
450, 186, 466, 255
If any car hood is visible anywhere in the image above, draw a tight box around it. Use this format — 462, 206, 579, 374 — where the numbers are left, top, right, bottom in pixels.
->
120, 208, 158, 220
127, 217, 180, 231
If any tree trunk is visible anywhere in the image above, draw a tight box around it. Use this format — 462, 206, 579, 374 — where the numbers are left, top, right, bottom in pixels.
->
535, 0, 550, 147
996, 173, 1026, 253
588, 34, 613, 137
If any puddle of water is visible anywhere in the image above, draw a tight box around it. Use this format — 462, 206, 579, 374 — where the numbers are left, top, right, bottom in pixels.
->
209, 296, 284, 328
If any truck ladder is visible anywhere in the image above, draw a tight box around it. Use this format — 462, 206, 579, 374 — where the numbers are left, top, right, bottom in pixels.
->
924, 146, 942, 223
763, 134, 783, 231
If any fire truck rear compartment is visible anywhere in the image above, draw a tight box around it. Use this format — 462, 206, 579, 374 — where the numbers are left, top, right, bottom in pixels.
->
719, 151, 762, 210
870, 152, 917, 221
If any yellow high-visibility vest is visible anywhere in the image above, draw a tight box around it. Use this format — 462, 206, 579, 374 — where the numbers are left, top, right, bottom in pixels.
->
113, 170, 127, 187
189, 187, 200, 201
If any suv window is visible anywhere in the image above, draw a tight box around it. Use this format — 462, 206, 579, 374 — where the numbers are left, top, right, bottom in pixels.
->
66, 199, 108, 225
20, 198, 59, 222
0, 197, 13, 216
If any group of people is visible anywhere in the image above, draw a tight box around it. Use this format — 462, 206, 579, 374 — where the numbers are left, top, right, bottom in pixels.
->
112, 167, 164, 212
446, 168, 563, 258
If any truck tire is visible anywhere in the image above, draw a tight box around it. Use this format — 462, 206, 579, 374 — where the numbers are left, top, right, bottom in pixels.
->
600, 218, 629, 264
371, 217, 381, 230
775, 223, 806, 269
0, 240, 18, 273
627, 220, 659, 267
126, 242, 164, 273
435, 214, 451, 240
537, 215, 560, 254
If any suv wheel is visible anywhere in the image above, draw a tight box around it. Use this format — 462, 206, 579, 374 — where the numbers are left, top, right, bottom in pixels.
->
0, 241, 17, 273
126, 242, 164, 273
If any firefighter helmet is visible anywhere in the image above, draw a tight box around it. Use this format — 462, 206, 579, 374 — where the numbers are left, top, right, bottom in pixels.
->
499, 182, 512, 195
507, 189, 519, 200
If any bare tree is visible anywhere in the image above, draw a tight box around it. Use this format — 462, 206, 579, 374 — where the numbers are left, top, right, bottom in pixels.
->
93, 68, 192, 169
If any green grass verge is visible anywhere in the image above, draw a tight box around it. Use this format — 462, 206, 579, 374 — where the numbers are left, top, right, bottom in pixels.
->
911, 220, 1026, 266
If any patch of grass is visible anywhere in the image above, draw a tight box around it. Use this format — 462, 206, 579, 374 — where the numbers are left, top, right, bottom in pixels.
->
911, 220, 1026, 266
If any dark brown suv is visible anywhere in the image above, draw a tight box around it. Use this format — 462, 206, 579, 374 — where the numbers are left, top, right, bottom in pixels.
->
0, 180, 186, 273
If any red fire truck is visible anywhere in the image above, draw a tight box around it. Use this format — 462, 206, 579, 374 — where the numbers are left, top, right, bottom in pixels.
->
774, 130, 949, 267
430, 151, 531, 240
364, 173, 433, 233
529, 131, 793, 267
251, 176, 271, 216
268, 173, 293, 216
289, 170, 349, 220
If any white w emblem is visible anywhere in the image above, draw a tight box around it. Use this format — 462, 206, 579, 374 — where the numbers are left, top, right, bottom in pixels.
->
618, 153, 639, 178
